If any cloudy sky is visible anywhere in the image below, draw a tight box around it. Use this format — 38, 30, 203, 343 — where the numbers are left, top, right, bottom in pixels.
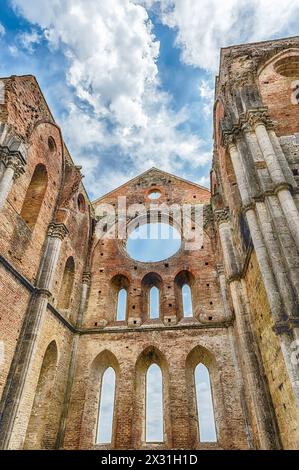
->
0, 1, 299, 199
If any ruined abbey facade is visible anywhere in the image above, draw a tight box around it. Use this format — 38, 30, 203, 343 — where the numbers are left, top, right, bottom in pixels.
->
0, 36, 299, 450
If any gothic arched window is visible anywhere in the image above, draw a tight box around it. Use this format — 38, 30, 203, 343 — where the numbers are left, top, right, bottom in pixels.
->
20, 163, 48, 229
116, 288, 127, 321
96, 367, 116, 444
57, 256, 75, 310
182, 283, 193, 317
146, 364, 164, 442
24, 341, 58, 449
195, 363, 217, 442
149, 286, 159, 319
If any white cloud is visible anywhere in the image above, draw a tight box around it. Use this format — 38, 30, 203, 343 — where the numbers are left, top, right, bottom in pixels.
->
8, 45, 19, 57
13, 0, 299, 196
17, 29, 42, 53
0, 23, 5, 37
13, 0, 160, 128
199, 79, 214, 117
152, 0, 299, 72
62, 103, 107, 150
12, 0, 210, 196
199, 80, 214, 101
198, 174, 210, 189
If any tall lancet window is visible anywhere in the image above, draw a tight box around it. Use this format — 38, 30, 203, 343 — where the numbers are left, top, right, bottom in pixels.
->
146, 364, 164, 442
195, 363, 217, 442
57, 256, 75, 310
20, 163, 48, 229
182, 283, 193, 317
116, 288, 127, 321
96, 367, 116, 444
149, 286, 159, 319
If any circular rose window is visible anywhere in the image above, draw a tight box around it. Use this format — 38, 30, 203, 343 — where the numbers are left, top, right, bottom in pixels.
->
148, 190, 161, 200
126, 222, 181, 262
274, 55, 299, 77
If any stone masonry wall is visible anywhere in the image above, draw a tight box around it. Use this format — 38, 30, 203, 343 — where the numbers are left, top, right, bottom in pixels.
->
244, 251, 299, 449
63, 328, 248, 450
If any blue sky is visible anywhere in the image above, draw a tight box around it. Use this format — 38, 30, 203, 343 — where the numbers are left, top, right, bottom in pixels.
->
127, 222, 181, 262
0, 0, 299, 201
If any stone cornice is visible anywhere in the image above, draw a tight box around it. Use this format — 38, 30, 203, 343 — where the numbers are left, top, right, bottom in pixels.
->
0, 123, 27, 159
216, 264, 224, 275
37, 288, 52, 298
272, 320, 293, 335
47, 222, 69, 240
0, 123, 27, 180
221, 107, 276, 150
0, 149, 26, 179
273, 182, 292, 195
242, 202, 256, 214
221, 131, 236, 150
82, 271, 91, 285
227, 273, 242, 283
213, 208, 230, 225
0, 254, 234, 336
244, 108, 275, 131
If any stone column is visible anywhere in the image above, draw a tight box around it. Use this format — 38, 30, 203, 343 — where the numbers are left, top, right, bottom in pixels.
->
243, 128, 299, 301
225, 137, 251, 206
254, 201, 297, 317
273, 323, 299, 408
217, 264, 233, 320
225, 138, 284, 322
224, 129, 299, 418
0, 152, 26, 209
268, 130, 297, 187
0, 222, 68, 449
37, 223, 68, 290
276, 187, 299, 250
55, 271, 91, 448
216, 264, 253, 445
77, 272, 91, 327
249, 113, 299, 250
55, 335, 79, 449
215, 210, 279, 449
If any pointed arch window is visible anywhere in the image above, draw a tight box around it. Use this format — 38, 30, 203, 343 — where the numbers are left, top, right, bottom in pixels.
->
20, 163, 48, 229
195, 363, 217, 442
111, 275, 129, 322
141, 273, 162, 321
116, 288, 127, 321
146, 364, 164, 442
149, 286, 159, 319
182, 283, 193, 317
96, 367, 116, 444
24, 341, 58, 449
57, 256, 75, 310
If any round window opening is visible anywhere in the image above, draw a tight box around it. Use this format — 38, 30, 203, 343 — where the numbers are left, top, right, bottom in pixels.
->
274, 55, 299, 78
148, 190, 161, 200
126, 222, 181, 262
